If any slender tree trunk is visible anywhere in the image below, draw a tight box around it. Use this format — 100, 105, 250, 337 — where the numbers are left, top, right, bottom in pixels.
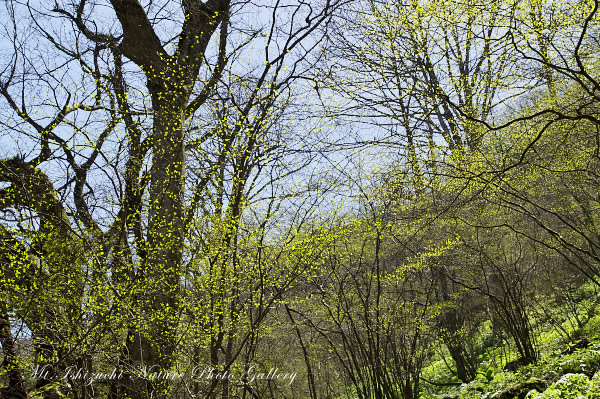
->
436, 267, 477, 382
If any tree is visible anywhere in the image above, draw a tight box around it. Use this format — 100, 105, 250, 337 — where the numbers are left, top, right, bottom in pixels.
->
315, 0, 521, 196
0, 1, 344, 398
445, 0, 600, 288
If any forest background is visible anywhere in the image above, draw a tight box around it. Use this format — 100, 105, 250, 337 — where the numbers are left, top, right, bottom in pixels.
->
1, 0, 600, 398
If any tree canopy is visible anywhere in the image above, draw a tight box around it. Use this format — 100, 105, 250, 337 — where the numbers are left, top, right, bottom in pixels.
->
0, 0, 599, 398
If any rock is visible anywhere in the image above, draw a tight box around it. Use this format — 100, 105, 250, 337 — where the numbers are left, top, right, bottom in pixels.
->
503, 358, 526, 372
491, 378, 547, 399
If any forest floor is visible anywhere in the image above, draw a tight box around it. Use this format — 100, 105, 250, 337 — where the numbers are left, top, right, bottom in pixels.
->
423, 283, 600, 398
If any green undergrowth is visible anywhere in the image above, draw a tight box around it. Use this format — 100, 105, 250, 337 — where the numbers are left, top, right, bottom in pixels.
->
422, 283, 600, 399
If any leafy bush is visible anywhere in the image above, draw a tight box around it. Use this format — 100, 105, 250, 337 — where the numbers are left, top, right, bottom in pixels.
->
527, 372, 600, 398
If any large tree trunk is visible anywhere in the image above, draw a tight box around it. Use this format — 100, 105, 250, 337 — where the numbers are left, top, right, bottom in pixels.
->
446, 341, 477, 383
144, 87, 187, 367
122, 88, 188, 399
105, 3, 228, 396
